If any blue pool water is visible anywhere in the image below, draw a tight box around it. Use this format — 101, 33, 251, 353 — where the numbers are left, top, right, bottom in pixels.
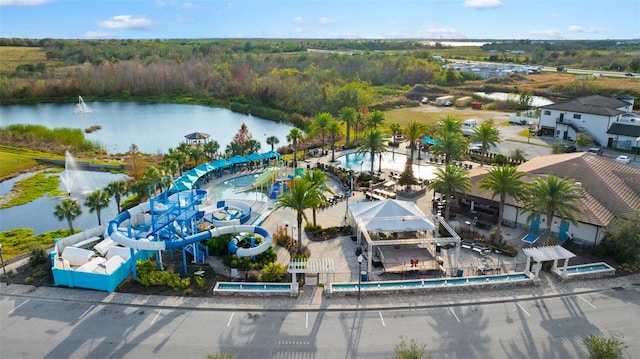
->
565, 263, 611, 274
337, 152, 436, 179
217, 283, 291, 291
332, 273, 530, 291
206, 174, 269, 202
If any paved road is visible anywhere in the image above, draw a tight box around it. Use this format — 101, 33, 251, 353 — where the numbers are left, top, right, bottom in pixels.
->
1, 285, 638, 358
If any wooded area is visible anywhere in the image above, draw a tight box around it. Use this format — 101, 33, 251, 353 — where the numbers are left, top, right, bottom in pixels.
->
1, 38, 639, 126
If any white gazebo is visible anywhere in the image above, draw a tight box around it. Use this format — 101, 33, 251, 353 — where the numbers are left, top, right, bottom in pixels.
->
522, 245, 576, 280
349, 199, 461, 275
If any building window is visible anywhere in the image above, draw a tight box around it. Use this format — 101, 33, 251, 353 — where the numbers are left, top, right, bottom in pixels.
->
544, 110, 551, 115
573, 114, 581, 119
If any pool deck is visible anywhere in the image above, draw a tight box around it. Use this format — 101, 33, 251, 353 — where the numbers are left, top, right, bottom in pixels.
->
3, 144, 638, 311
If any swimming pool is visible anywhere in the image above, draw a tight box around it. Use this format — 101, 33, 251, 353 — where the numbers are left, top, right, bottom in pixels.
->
330, 273, 531, 293
206, 174, 270, 202
337, 152, 437, 179
213, 282, 295, 296
552, 262, 615, 280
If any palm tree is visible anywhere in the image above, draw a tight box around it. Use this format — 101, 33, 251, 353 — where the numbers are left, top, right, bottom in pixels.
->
203, 140, 220, 160
521, 174, 584, 245
432, 117, 467, 164
432, 129, 468, 164
168, 147, 187, 175
189, 146, 206, 166
405, 121, 425, 160
266, 135, 280, 151
389, 122, 402, 145
304, 169, 333, 228
470, 121, 501, 153
357, 128, 388, 187
286, 128, 305, 168
367, 110, 386, 129
339, 107, 357, 147
244, 138, 262, 155
274, 177, 321, 254
54, 198, 82, 234
428, 164, 471, 221
84, 189, 111, 226
478, 165, 527, 237
311, 112, 333, 151
354, 111, 366, 141
105, 180, 128, 213
327, 119, 342, 162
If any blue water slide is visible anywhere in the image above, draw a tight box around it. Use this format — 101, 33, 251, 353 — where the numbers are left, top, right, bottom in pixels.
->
108, 204, 271, 253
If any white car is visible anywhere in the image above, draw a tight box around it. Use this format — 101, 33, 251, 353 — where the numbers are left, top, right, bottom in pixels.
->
615, 155, 631, 164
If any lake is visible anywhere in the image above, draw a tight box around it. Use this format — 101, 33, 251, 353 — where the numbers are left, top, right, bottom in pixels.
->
0, 101, 294, 234
474, 92, 553, 107
0, 170, 128, 234
0, 101, 294, 155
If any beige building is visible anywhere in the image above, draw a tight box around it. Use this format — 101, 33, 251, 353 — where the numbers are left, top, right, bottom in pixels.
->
459, 152, 640, 246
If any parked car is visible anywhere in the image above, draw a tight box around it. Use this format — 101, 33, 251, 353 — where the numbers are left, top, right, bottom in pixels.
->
421, 97, 429, 104
587, 147, 603, 155
615, 155, 631, 164
563, 145, 577, 153
625, 73, 634, 77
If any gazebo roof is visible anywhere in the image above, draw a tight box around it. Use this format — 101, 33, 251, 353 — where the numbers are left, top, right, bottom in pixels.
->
184, 132, 210, 140
522, 245, 576, 262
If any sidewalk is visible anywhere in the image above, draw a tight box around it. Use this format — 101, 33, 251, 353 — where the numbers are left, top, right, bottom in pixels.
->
1, 271, 638, 312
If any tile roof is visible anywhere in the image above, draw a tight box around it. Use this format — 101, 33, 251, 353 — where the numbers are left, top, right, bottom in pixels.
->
540, 95, 627, 117
467, 152, 640, 227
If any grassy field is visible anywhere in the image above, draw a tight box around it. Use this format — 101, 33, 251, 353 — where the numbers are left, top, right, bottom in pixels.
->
0, 46, 51, 75
0, 145, 48, 179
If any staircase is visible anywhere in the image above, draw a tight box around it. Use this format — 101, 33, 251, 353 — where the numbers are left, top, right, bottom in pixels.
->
184, 242, 208, 263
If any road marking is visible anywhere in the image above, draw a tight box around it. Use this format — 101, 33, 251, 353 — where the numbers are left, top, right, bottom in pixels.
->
8, 299, 30, 314
516, 303, 531, 317
78, 305, 95, 320
577, 295, 596, 309
449, 308, 461, 323
305, 313, 309, 329
378, 311, 386, 327
226, 312, 235, 327
151, 310, 162, 325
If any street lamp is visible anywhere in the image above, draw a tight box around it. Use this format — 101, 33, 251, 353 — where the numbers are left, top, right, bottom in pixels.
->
635, 136, 640, 162
0, 243, 8, 285
357, 253, 364, 301
344, 174, 354, 221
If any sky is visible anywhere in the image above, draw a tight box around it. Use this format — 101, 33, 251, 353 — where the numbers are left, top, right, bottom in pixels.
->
1, 0, 639, 40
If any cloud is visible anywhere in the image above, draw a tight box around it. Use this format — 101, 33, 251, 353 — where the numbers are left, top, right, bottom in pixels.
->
528, 29, 564, 39
294, 27, 304, 34
634, 33, 640, 39
0, 0, 50, 5
549, 13, 561, 18
420, 24, 467, 38
293, 16, 305, 24
463, 0, 503, 9
568, 25, 582, 33
98, 15, 156, 30
183, 2, 200, 9
318, 17, 336, 25
568, 25, 606, 33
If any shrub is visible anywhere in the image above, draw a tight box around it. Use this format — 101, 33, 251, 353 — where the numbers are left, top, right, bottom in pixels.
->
29, 247, 47, 268
261, 262, 286, 282
136, 259, 191, 290
25, 276, 33, 284
193, 275, 205, 288
208, 233, 233, 256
